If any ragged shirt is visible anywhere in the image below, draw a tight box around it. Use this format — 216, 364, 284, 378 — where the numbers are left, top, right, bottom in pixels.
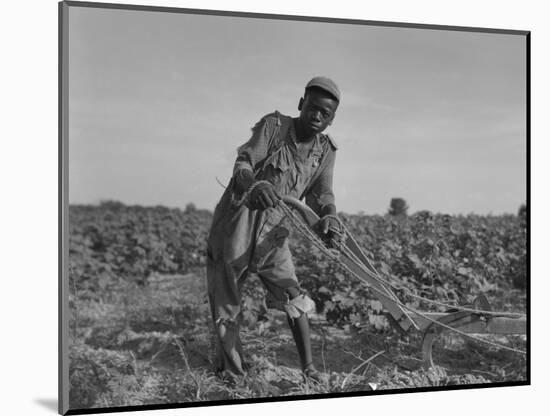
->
233, 111, 337, 212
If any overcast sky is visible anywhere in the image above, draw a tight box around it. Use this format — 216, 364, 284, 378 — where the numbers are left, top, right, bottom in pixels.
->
68, 6, 526, 214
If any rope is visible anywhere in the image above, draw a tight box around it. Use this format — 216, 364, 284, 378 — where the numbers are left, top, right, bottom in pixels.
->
278, 201, 527, 356
215, 177, 228, 189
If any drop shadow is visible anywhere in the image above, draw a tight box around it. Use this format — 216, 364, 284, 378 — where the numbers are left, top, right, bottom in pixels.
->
34, 398, 58, 413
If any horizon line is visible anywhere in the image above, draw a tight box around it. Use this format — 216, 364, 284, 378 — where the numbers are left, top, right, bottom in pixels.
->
67, 198, 525, 217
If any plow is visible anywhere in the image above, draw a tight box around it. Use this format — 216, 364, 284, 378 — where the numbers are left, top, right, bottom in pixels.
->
279, 196, 527, 369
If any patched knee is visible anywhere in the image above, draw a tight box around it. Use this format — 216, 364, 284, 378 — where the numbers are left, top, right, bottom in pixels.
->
284, 293, 315, 319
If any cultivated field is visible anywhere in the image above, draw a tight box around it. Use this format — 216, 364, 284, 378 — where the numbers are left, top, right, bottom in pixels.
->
68, 201, 527, 410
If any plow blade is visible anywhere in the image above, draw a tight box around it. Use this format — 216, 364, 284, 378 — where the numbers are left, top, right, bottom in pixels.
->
420, 310, 526, 369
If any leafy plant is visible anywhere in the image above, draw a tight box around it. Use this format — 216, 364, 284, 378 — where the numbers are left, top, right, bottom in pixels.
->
68, 200, 527, 409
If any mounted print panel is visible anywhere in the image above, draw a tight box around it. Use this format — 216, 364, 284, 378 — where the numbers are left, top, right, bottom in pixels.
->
59, 1, 529, 414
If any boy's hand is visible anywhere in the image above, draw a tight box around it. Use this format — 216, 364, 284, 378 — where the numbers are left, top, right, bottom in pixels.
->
317, 214, 341, 248
319, 216, 339, 234
249, 181, 280, 210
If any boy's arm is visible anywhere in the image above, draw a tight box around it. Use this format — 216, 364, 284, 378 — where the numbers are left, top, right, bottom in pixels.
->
233, 113, 280, 177
232, 113, 281, 208
305, 148, 340, 245
305, 148, 336, 217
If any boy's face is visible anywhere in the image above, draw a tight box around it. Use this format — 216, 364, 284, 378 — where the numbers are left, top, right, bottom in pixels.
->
298, 89, 338, 137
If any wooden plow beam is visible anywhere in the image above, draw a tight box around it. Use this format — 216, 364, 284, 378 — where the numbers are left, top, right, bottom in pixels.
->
281, 196, 527, 369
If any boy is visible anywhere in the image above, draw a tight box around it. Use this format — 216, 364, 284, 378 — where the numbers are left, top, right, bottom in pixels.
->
207, 76, 341, 381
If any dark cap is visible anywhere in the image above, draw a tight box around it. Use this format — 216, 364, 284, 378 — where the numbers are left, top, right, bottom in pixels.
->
305, 76, 341, 102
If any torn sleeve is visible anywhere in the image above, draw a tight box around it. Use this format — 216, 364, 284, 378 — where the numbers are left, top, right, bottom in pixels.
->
233, 114, 279, 175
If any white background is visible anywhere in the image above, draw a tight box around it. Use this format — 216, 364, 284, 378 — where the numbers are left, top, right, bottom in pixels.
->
1, 0, 546, 415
